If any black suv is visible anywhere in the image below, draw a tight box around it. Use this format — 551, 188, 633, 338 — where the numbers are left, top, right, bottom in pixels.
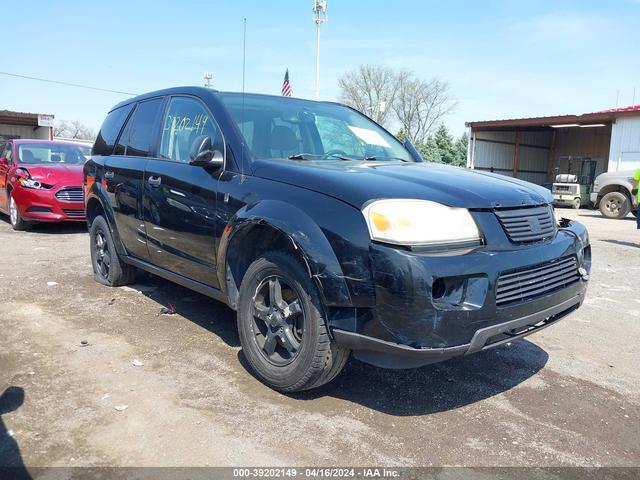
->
85, 87, 590, 392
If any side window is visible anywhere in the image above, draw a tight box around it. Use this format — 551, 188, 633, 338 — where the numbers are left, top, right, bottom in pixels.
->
126, 98, 163, 157
113, 113, 133, 156
3, 143, 13, 164
92, 104, 134, 156
159, 97, 222, 163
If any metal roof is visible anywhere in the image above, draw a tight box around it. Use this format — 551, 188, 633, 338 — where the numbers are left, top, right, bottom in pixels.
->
0, 109, 54, 127
466, 104, 640, 130
597, 104, 640, 113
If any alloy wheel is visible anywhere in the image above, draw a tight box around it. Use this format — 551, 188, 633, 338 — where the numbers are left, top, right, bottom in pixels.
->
9, 196, 18, 226
251, 276, 304, 366
94, 231, 111, 279
605, 197, 622, 215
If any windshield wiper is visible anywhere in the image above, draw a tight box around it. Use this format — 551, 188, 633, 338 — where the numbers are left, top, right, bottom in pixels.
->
364, 156, 410, 162
287, 153, 315, 160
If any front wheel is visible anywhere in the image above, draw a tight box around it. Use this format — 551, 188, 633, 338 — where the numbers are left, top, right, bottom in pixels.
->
8, 192, 29, 231
572, 198, 581, 209
237, 251, 350, 392
599, 192, 631, 219
89, 215, 137, 286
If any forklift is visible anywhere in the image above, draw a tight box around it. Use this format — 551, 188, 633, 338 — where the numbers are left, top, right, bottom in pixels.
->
552, 156, 598, 209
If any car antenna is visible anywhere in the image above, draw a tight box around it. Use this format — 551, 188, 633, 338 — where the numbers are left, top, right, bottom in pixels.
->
241, 17, 247, 181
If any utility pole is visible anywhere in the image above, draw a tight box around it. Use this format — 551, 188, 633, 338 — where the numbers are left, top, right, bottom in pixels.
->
312, 0, 327, 100
203, 71, 213, 88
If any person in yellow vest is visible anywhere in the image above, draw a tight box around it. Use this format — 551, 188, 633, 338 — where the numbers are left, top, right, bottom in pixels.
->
634, 168, 640, 229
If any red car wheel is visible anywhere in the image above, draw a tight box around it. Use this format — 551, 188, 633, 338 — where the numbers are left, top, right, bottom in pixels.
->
9, 192, 29, 231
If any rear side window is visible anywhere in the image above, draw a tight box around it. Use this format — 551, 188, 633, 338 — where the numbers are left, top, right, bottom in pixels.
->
122, 98, 164, 158
92, 104, 134, 156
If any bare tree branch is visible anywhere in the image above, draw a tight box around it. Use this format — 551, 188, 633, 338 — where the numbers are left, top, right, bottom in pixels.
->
392, 77, 457, 144
337, 65, 457, 144
337, 65, 398, 127
53, 120, 96, 141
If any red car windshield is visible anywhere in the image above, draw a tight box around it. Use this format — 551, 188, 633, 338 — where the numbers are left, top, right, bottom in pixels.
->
17, 143, 91, 165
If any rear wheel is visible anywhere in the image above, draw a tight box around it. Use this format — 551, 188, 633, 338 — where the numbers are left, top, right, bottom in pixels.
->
8, 192, 29, 231
572, 198, 581, 209
237, 251, 349, 392
599, 192, 631, 219
89, 215, 136, 286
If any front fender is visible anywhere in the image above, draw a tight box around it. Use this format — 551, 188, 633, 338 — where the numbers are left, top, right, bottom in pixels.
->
85, 179, 128, 257
217, 200, 352, 307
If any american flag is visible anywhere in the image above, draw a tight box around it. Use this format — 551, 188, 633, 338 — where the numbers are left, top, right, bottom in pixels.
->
281, 69, 292, 97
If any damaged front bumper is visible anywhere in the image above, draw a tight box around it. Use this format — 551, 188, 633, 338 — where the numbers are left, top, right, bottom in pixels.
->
332, 218, 590, 369
334, 294, 581, 368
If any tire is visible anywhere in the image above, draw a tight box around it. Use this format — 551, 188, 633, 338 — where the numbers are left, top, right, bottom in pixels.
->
572, 198, 581, 209
8, 191, 29, 231
599, 192, 631, 219
89, 215, 137, 286
237, 251, 350, 392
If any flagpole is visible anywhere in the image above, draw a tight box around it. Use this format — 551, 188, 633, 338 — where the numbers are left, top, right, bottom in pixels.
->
312, 1, 327, 101
315, 21, 320, 100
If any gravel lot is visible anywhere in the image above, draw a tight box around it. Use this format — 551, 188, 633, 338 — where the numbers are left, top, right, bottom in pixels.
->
0, 208, 638, 468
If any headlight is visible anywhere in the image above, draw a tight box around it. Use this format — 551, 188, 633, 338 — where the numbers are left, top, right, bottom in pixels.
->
362, 199, 482, 247
15, 168, 52, 189
18, 177, 50, 189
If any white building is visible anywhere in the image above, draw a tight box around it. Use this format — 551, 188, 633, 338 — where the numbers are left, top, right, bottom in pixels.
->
0, 110, 54, 142
466, 105, 640, 185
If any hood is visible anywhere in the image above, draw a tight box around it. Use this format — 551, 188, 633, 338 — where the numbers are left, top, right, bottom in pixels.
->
252, 159, 552, 209
596, 170, 636, 181
18, 164, 84, 186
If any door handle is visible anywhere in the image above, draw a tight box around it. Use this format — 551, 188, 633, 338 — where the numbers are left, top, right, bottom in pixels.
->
104, 170, 114, 179
147, 175, 162, 187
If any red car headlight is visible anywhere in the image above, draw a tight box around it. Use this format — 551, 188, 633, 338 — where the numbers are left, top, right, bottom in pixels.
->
15, 168, 53, 190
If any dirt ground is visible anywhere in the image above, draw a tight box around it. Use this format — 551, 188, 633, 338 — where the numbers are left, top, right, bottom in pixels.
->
0, 208, 638, 468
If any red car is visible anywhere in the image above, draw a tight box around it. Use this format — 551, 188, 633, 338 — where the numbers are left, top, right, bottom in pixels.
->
0, 139, 91, 230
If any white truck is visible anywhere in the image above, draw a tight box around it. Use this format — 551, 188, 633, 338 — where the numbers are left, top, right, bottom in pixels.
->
590, 170, 638, 219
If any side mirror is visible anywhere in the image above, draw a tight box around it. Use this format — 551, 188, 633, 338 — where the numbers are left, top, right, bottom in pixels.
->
189, 135, 223, 169
0, 157, 8, 167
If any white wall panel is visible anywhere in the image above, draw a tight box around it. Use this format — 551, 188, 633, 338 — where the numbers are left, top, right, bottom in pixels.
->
519, 146, 549, 173
609, 116, 640, 172
516, 171, 548, 185
476, 130, 516, 143
474, 140, 514, 173
0, 124, 50, 140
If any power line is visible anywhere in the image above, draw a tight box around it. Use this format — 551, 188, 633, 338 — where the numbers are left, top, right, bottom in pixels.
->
0, 71, 137, 96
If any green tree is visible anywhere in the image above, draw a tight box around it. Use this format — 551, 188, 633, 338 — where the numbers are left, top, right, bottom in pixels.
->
417, 137, 441, 163
432, 124, 457, 165
454, 132, 469, 167
400, 125, 468, 166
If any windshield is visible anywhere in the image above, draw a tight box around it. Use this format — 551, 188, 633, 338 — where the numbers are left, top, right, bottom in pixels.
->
219, 94, 414, 162
18, 143, 91, 165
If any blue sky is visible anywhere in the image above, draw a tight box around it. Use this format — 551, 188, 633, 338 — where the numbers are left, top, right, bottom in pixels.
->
1, 0, 639, 136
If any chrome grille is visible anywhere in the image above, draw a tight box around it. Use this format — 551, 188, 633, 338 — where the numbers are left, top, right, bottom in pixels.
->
62, 209, 85, 217
55, 187, 84, 202
496, 256, 580, 306
495, 205, 555, 243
